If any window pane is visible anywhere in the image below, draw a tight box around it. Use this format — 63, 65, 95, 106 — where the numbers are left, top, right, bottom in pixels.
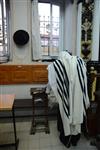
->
39, 3, 50, 36
38, 3, 60, 57
0, 0, 8, 56
52, 5, 59, 56
39, 3, 50, 56
0, 3, 3, 53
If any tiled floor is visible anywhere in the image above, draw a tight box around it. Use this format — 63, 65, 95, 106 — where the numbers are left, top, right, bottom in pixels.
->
0, 119, 97, 150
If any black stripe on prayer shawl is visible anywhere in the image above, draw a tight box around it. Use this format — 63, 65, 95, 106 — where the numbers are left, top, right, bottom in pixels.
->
77, 59, 86, 96
77, 61, 87, 114
54, 60, 69, 105
55, 60, 69, 102
79, 58, 84, 66
57, 79, 63, 95
53, 61, 69, 108
55, 60, 69, 99
77, 65, 87, 115
54, 60, 69, 104
57, 86, 69, 118
53, 60, 70, 117
57, 60, 69, 94
77, 56, 84, 66
57, 83, 69, 118
77, 59, 87, 111
57, 59, 69, 86
56, 78, 70, 115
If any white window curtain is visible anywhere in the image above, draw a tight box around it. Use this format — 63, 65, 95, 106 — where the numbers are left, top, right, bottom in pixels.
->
32, 0, 42, 60
76, 1, 82, 57
0, 0, 10, 63
91, 0, 100, 61
63, 0, 77, 54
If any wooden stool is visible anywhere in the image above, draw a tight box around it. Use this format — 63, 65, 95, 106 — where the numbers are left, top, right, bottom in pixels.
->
30, 87, 50, 134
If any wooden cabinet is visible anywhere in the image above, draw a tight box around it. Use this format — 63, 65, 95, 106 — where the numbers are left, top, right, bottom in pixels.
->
0, 64, 48, 84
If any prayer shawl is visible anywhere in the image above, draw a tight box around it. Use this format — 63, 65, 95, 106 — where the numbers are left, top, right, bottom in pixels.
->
48, 51, 90, 136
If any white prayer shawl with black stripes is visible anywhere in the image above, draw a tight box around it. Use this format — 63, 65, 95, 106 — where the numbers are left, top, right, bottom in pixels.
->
48, 51, 90, 136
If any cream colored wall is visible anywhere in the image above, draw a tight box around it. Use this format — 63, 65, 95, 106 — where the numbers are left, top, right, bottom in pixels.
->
9, 0, 78, 63
0, 0, 46, 99
9, 0, 32, 64
1, 84, 46, 99
63, 0, 77, 55
0, 0, 78, 99
92, 0, 100, 61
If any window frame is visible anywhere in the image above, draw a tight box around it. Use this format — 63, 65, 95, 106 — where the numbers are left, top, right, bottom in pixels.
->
38, 0, 64, 61
0, 0, 10, 63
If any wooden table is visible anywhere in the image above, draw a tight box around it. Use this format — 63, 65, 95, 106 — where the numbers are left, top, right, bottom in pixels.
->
0, 94, 19, 150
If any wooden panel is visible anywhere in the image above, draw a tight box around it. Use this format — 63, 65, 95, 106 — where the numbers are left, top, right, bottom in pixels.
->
32, 65, 48, 83
0, 71, 11, 84
12, 71, 32, 83
11, 65, 32, 84
34, 71, 48, 83
0, 66, 11, 84
0, 64, 48, 85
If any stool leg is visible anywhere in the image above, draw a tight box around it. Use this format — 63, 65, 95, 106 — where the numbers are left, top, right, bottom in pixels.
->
44, 94, 50, 134
12, 106, 19, 150
30, 96, 36, 134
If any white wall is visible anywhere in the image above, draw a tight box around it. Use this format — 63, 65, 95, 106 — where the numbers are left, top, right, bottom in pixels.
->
0, 84, 47, 99
91, 0, 100, 61
0, 0, 87, 99
0, 0, 46, 99
76, 2, 82, 57
63, 0, 77, 55
1, 0, 99, 99
0, 0, 78, 99
10, 0, 32, 64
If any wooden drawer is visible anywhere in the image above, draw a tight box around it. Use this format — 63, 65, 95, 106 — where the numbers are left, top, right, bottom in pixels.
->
11, 71, 32, 84
32, 65, 48, 83
11, 65, 32, 84
0, 71, 11, 84
33, 71, 48, 83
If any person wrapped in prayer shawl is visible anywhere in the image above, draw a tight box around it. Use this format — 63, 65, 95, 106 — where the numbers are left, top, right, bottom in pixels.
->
47, 50, 90, 147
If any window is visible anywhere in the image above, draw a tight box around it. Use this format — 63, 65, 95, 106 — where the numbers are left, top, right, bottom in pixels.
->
38, 2, 60, 59
0, 0, 10, 63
